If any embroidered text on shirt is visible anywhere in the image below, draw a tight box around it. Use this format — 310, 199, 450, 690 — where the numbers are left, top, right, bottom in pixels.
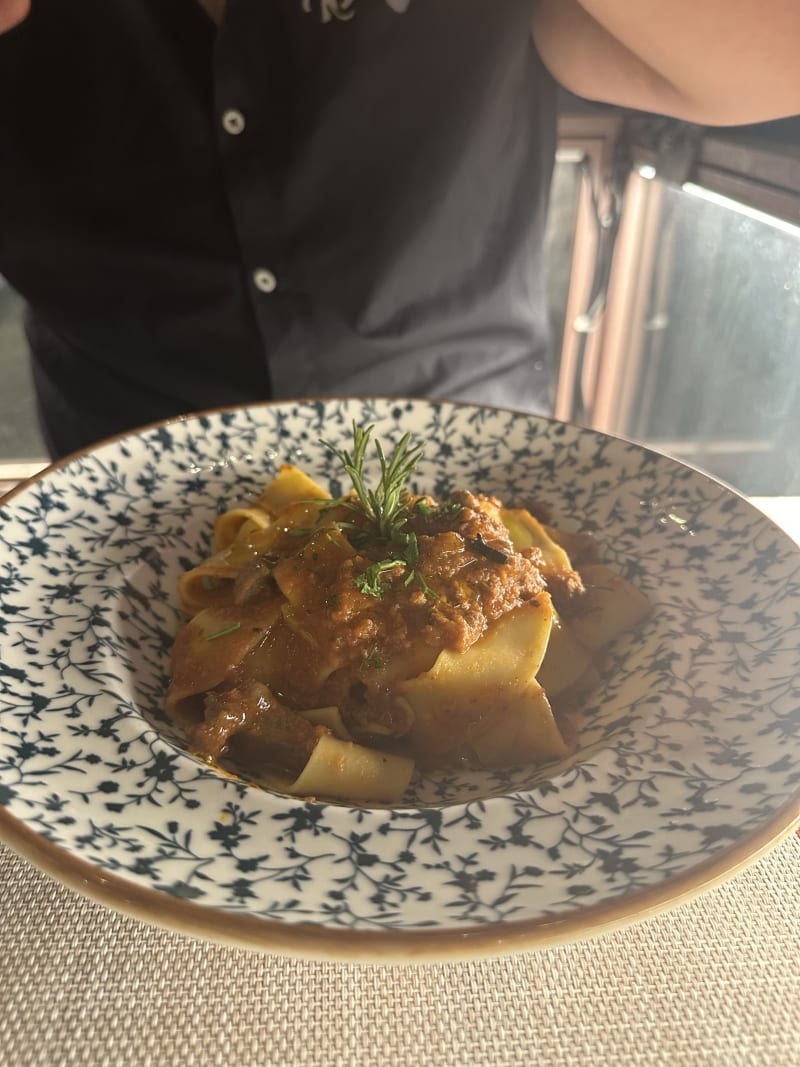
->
300, 0, 412, 23
301, 0, 354, 22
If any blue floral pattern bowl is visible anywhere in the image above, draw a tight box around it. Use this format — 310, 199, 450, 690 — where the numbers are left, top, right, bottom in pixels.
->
0, 398, 798, 960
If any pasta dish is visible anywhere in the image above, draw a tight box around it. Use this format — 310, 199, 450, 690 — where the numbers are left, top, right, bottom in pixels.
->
166, 424, 650, 803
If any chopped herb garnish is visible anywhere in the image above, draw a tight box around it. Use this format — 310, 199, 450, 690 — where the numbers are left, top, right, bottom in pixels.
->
205, 621, 241, 641
359, 650, 386, 672
404, 530, 420, 567
439, 500, 465, 518
413, 497, 464, 520
355, 559, 404, 599
407, 570, 439, 599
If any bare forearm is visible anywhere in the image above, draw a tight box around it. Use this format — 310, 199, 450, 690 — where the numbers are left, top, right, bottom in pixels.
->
533, 0, 800, 125
0, 0, 29, 33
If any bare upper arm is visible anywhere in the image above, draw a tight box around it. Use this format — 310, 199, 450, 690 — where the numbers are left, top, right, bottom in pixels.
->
532, 0, 800, 126
0, 0, 28, 34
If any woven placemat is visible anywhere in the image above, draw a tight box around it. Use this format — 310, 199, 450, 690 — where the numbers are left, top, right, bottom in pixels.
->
0, 832, 797, 1067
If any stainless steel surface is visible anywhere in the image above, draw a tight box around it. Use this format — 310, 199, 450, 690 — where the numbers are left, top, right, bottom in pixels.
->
551, 118, 800, 497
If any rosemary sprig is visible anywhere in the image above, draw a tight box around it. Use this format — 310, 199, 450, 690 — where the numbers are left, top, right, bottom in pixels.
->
321, 423, 437, 599
321, 422, 423, 543
205, 621, 241, 641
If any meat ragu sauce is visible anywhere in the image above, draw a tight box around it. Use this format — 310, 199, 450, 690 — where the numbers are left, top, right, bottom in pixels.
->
279, 491, 547, 667
166, 426, 651, 804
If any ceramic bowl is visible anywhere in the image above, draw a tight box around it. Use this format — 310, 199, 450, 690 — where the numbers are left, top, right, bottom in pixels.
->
0, 398, 798, 960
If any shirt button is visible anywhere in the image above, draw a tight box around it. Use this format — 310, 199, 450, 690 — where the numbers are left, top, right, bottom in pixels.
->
221, 108, 246, 135
253, 268, 277, 293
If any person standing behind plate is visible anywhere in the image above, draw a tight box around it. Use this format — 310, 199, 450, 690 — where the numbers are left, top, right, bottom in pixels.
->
0, 1, 797, 458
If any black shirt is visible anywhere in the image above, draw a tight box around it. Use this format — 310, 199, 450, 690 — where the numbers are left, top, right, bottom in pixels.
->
0, 0, 555, 457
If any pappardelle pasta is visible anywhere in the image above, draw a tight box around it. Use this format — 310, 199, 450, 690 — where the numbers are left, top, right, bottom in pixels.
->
166, 425, 651, 804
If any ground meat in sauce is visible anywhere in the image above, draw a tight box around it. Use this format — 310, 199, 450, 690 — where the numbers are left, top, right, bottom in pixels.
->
319, 491, 547, 663
541, 566, 585, 614
414, 494, 547, 650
